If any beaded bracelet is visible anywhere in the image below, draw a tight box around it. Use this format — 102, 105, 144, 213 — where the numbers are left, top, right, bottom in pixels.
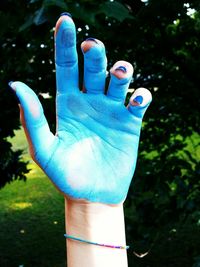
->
64, 234, 130, 250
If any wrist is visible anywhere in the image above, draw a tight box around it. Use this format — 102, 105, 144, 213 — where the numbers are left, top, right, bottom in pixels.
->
65, 197, 128, 267
65, 197, 126, 245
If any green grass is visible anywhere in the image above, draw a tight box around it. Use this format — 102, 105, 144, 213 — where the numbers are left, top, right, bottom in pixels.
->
0, 129, 66, 267
1, 128, 200, 267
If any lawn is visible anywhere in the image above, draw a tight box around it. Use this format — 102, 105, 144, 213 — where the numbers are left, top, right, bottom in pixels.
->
0, 129, 66, 267
1, 128, 200, 267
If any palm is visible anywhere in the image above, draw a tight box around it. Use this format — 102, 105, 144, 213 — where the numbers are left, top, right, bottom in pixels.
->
12, 14, 151, 204
45, 92, 139, 203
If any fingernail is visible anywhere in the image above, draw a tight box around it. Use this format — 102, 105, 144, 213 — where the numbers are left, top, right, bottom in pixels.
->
85, 37, 98, 44
8, 81, 14, 87
8, 81, 16, 91
60, 12, 72, 18
132, 95, 143, 105
115, 66, 127, 73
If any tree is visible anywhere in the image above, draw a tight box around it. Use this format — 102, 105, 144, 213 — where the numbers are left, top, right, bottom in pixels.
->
0, 0, 200, 266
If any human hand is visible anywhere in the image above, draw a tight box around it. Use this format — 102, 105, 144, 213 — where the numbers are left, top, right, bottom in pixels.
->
9, 13, 152, 204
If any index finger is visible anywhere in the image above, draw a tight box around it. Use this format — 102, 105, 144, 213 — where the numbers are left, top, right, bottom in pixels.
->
55, 13, 79, 94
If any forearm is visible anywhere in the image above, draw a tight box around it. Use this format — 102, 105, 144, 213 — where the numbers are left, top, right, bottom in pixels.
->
65, 197, 128, 267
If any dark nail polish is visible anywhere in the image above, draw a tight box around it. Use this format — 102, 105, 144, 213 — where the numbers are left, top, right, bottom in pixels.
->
8, 81, 13, 87
133, 95, 143, 105
8, 81, 18, 101
115, 66, 127, 73
8, 81, 17, 93
60, 12, 72, 18
85, 37, 98, 43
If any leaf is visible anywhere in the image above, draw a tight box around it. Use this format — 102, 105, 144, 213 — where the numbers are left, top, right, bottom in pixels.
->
133, 250, 149, 258
33, 6, 47, 25
22, 0, 68, 29
19, 15, 34, 32
99, 1, 134, 22
43, 0, 68, 9
70, 3, 97, 25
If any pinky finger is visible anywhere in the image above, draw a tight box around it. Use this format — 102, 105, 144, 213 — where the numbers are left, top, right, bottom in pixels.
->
127, 88, 152, 118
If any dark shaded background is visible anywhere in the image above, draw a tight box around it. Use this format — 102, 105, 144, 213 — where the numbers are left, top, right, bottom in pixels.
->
0, 0, 200, 266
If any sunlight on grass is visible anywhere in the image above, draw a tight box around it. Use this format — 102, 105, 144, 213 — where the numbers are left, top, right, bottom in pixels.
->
11, 202, 33, 210
7, 127, 28, 154
0, 128, 66, 267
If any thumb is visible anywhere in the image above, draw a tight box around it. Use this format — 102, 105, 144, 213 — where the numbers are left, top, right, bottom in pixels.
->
9, 81, 55, 165
9, 81, 45, 126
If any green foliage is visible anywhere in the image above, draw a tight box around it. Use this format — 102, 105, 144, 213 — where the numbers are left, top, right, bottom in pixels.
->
0, 139, 27, 188
0, 0, 200, 266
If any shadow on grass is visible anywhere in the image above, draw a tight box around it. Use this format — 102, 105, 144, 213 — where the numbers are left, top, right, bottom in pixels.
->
0, 175, 66, 267
0, 128, 67, 266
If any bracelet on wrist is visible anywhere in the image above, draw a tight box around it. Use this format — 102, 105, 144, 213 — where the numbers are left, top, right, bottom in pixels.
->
64, 234, 130, 250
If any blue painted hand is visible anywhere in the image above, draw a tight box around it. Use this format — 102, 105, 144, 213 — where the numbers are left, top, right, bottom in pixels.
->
9, 14, 152, 204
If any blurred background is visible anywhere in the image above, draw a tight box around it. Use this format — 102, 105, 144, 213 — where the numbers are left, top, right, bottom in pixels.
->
0, 0, 200, 266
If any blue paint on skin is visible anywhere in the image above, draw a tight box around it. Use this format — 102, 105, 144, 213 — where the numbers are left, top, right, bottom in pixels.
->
83, 42, 107, 94
55, 16, 79, 93
107, 73, 132, 102
9, 16, 152, 204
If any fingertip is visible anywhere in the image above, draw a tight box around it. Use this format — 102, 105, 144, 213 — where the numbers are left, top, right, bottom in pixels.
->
60, 12, 72, 18
81, 38, 104, 54
8, 81, 16, 91
8, 81, 26, 92
128, 88, 152, 118
8, 81, 35, 101
55, 13, 74, 36
8, 80, 14, 87
106, 61, 133, 102
129, 88, 152, 107
110, 61, 134, 80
